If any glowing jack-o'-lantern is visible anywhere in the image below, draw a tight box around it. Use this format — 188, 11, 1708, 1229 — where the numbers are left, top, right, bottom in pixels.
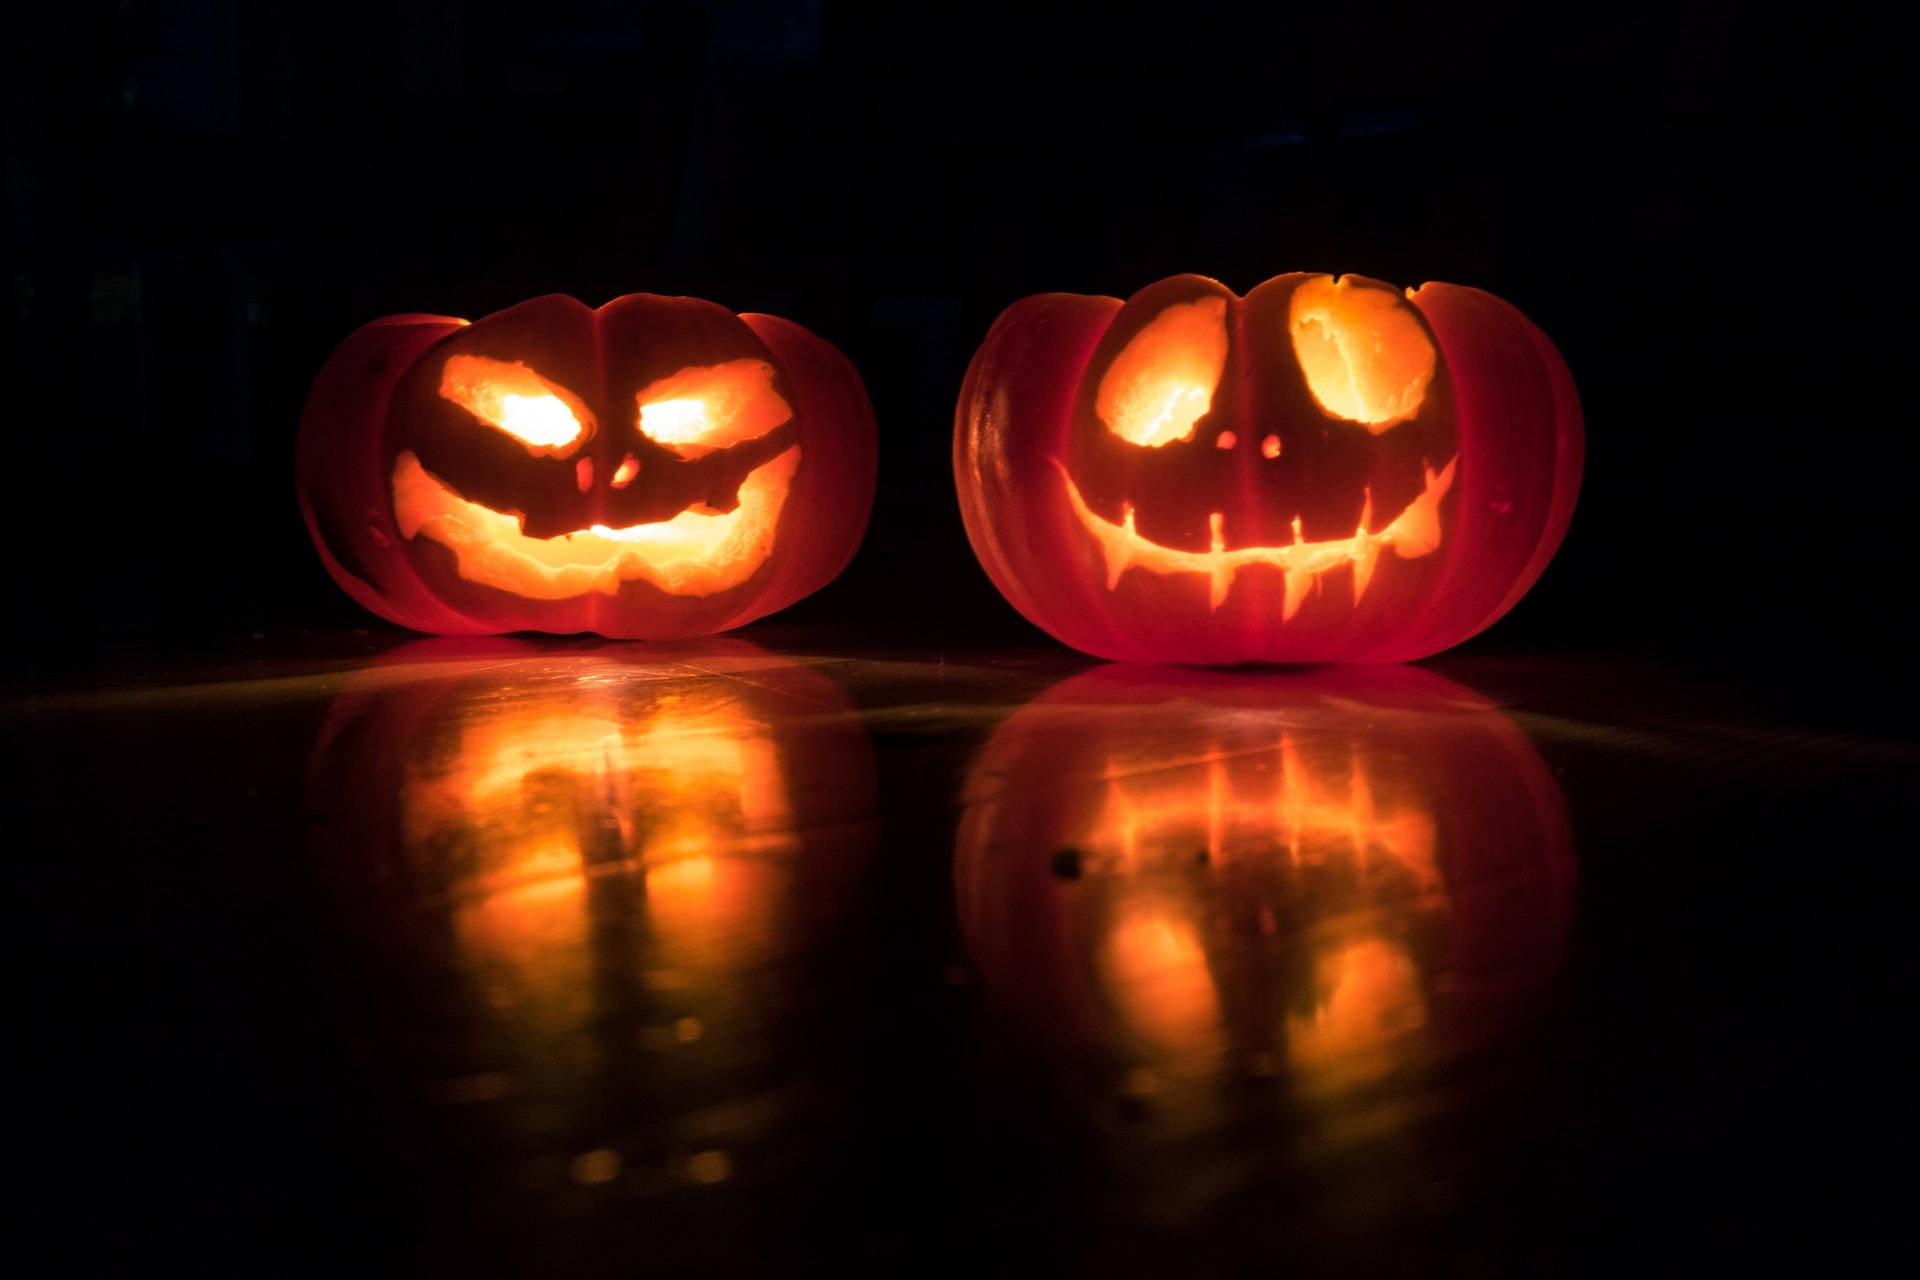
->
955, 664, 1575, 1109
298, 293, 877, 638
305, 639, 877, 1184
954, 273, 1583, 663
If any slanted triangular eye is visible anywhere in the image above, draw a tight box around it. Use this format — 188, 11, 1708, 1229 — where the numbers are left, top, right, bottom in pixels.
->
440, 354, 592, 453
1287, 277, 1434, 432
1096, 297, 1229, 447
635, 359, 791, 460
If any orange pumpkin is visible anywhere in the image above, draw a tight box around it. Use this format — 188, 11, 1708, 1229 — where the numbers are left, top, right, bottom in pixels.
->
955, 273, 1582, 663
299, 294, 877, 638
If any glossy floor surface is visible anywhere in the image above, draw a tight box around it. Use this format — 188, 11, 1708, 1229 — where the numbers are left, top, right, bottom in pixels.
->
14, 631, 1902, 1275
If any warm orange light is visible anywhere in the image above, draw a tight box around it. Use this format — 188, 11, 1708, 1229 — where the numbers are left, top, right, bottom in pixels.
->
400, 681, 803, 1011
1072, 726, 1446, 1080
1056, 455, 1456, 613
1088, 731, 1439, 885
1287, 277, 1435, 431
1096, 297, 1229, 447
639, 400, 710, 446
439, 354, 590, 452
635, 359, 792, 459
1286, 937, 1427, 1088
391, 445, 799, 599
1102, 907, 1222, 1061
644, 855, 785, 971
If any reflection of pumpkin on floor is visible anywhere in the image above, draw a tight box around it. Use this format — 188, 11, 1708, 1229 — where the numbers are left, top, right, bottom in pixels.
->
955, 271, 1582, 663
955, 663, 1576, 1107
1081, 727, 1448, 1095
305, 638, 877, 1186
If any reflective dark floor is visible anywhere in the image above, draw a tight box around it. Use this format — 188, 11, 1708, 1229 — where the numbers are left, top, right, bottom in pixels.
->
14, 630, 1904, 1275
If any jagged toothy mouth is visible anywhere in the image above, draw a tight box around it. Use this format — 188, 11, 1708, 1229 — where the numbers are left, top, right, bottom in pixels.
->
1055, 457, 1457, 615
391, 446, 800, 600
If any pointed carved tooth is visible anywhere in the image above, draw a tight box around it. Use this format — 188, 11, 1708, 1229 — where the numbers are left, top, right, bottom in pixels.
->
1209, 512, 1232, 609
1352, 540, 1379, 604
1283, 567, 1312, 620
1387, 483, 1441, 558
1382, 456, 1457, 560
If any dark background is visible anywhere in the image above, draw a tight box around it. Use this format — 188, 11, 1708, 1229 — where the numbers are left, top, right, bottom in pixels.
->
4, 1, 1900, 701
7, 4, 1908, 1275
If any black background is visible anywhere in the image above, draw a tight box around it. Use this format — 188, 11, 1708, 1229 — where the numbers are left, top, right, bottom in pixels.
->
7, 5, 1908, 1274
4, 2, 1901, 703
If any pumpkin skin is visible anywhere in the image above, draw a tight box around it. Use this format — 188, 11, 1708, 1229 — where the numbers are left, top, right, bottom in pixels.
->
954, 664, 1576, 1096
954, 274, 1582, 663
298, 293, 877, 639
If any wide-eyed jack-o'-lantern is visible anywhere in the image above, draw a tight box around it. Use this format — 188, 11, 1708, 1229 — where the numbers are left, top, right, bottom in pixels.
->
299, 293, 877, 639
954, 274, 1582, 663
955, 664, 1575, 1119
304, 638, 878, 1199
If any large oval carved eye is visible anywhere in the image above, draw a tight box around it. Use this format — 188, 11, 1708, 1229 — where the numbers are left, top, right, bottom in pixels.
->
440, 354, 591, 453
1096, 296, 1229, 447
636, 359, 791, 460
1287, 277, 1435, 432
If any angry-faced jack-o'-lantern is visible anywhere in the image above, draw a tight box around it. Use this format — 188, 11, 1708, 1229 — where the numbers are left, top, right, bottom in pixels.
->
299, 294, 877, 639
954, 274, 1582, 663
955, 664, 1575, 1119
305, 639, 877, 1194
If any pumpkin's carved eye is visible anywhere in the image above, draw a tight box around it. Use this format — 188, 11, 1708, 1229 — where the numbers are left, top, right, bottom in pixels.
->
440, 354, 591, 453
1287, 277, 1435, 432
636, 359, 791, 460
1097, 296, 1229, 447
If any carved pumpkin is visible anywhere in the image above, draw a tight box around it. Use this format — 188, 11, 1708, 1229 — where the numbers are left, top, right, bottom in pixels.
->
299, 294, 877, 639
955, 664, 1575, 1104
305, 638, 877, 1182
954, 274, 1582, 663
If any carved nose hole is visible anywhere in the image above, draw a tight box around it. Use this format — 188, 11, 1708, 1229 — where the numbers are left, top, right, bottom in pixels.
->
611, 453, 639, 489
1261, 434, 1282, 459
575, 456, 594, 492
1215, 430, 1237, 451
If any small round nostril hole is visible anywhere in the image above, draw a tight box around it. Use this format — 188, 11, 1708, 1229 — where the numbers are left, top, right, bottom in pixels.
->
1215, 430, 1238, 451
610, 453, 639, 489
575, 456, 594, 492
1261, 434, 1281, 459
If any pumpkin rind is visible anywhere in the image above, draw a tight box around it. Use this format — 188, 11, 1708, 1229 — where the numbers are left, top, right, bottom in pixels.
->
953, 274, 1581, 663
296, 313, 491, 635
299, 294, 877, 639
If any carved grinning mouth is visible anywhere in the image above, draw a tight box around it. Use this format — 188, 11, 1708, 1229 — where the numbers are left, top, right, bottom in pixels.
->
392, 446, 800, 600
1055, 457, 1457, 616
